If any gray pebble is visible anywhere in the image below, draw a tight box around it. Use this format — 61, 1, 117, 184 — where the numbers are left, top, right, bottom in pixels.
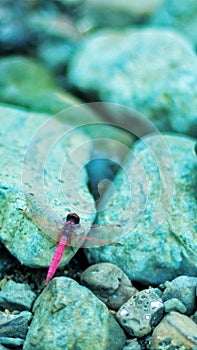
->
162, 275, 197, 315
0, 280, 36, 311
117, 289, 163, 337
122, 338, 141, 350
164, 298, 187, 314
80, 263, 138, 309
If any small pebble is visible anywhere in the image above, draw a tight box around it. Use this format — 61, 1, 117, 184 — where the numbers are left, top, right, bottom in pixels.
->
122, 338, 141, 350
80, 263, 137, 309
117, 288, 163, 337
164, 298, 187, 314
0, 337, 24, 347
162, 275, 197, 315
0, 280, 36, 311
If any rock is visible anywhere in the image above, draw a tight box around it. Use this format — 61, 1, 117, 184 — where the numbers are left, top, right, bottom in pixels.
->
161, 276, 197, 315
23, 277, 126, 350
0, 310, 32, 339
68, 28, 197, 136
0, 105, 96, 270
83, 0, 164, 27
0, 337, 24, 347
149, 0, 197, 47
150, 311, 197, 349
0, 56, 81, 114
85, 134, 197, 285
164, 298, 187, 314
117, 288, 163, 337
80, 263, 138, 309
122, 338, 141, 350
0, 280, 36, 311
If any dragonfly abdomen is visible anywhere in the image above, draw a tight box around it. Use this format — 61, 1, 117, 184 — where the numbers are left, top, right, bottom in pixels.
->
45, 235, 67, 285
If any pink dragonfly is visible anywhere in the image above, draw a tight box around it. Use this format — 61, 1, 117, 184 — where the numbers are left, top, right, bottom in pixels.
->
21, 193, 122, 285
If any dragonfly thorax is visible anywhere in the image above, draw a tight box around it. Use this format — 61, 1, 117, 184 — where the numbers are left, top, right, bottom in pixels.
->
62, 213, 80, 237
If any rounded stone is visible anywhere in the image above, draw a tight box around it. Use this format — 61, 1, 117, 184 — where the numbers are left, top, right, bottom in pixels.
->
68, 28, 197, 136
117, 289, 163, 337
162, 275, 197, 315
81, 262, 138, 309
85, 134, 197, 285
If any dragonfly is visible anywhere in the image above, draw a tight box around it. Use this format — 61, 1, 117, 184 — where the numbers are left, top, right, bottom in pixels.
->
21, 193, 122, 285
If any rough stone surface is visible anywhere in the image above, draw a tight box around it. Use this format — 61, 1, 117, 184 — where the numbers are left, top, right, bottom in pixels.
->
23, 277, 126, 350
149, 0, 197, 47
0, 105, 96, 269
0, 280, 36, 311
81, 263, 138, 309
117, 288, 163, 337
68, 28, 197, 136
161, 276, 197, 315
0, 310, 32, 339
85, 134, 197, 285
150, 311, 197, 349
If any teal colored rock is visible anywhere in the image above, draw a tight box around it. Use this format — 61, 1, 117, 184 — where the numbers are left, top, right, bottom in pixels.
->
149, 0, 197, 47
23, 277, 126, 350
85, 134, 197, 285
68, 28, 197, 136
0, 56, 80, 114
0, 280, 36, 311
0, 105, 96, 269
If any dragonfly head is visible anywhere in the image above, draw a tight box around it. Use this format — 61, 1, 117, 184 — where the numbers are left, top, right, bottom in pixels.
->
64, 212, 80, 225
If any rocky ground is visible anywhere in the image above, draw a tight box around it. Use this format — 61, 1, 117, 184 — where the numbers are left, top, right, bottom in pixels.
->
0, 0, 197, 349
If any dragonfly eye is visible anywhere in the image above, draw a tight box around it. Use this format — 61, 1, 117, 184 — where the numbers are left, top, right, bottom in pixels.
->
66, 213, 80, 224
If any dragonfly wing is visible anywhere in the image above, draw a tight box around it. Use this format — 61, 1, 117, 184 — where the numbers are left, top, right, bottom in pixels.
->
69, 226, 87, 247
24, 193, 63, 242
70, 224, 123, 248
